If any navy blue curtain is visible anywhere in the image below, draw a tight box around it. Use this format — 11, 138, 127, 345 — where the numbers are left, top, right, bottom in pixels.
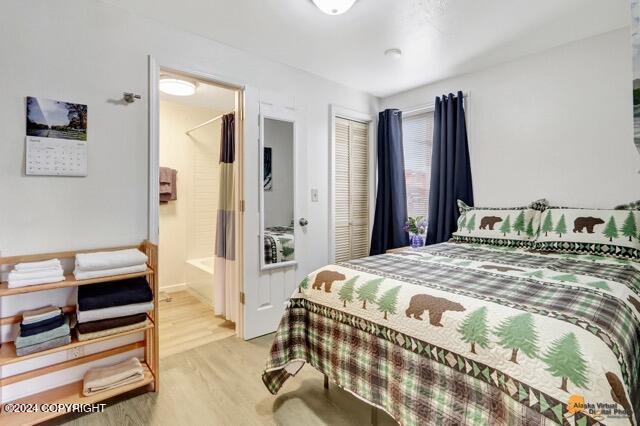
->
370, 109, 409, 255
425, 92, 473, 245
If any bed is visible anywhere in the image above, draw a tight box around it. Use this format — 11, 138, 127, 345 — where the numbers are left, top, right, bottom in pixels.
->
262, 242, 640, 425
264, 226, 295, 265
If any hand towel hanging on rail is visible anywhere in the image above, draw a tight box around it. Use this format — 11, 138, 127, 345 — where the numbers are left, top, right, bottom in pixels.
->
159, 166, 177, 203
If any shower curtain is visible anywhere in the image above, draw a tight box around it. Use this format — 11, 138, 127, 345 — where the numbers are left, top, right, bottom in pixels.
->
213, 113, 238, 323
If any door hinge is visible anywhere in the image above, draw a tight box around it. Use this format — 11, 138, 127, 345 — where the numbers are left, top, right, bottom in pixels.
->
240, 291, 245, 305
240, 200, 245, 212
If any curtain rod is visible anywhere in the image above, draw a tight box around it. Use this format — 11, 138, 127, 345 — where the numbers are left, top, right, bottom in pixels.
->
185, 111, 234, 135
402, 91, 469, 116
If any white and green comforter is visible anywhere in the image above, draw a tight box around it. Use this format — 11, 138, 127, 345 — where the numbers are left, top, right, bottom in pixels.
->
263, 242, 640, 425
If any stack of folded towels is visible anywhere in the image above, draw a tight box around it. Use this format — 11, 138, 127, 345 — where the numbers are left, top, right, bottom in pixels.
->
83, 357, 145, 396
74, 249, 148, 280
76, 276, 153, 341
15, 306, 71, 356
7, 259, 64, 288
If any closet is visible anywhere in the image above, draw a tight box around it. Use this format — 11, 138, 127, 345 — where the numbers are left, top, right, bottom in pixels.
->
334, 117, 370, 262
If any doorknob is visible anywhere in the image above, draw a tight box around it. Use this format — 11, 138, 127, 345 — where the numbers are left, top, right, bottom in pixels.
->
299, 218, 309, 227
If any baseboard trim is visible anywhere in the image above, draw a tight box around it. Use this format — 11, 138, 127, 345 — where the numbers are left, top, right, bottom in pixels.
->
159, 283, 187, 293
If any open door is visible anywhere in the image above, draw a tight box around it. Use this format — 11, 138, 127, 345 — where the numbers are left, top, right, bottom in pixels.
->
242, 91, 303, 340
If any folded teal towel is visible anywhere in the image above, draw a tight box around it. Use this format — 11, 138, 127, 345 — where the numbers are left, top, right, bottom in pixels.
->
15, 317, 70, 349
16, 334, 71, 357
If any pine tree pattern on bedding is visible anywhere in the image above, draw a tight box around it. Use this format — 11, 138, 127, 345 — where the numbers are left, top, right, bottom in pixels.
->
263, 242, 640, 425
451, 199, 548, 248
536, 208, 640, 261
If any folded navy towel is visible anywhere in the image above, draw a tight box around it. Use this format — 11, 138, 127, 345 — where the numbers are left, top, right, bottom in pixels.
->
78, 277, 153, 311
20, 313, 64, 332
20, 314, 65, 337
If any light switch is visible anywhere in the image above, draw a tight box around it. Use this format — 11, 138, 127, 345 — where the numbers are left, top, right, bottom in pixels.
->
311, 188, 319, 202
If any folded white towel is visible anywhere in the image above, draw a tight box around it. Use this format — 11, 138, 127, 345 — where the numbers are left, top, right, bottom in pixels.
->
73, 263, 147, 281
9, 267, 64, 281
14, 259, 61, 272
7, 275, 65, 288
75, 249, 148, 272
77, 301, 154, 323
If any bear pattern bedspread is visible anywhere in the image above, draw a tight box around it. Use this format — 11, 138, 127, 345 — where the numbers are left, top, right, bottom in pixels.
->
264, 226, 295, 265
262, 242, 640, 426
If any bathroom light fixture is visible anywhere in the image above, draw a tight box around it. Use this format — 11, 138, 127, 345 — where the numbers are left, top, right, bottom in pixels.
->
159, 77, 197, 96
312, 0, 357, 15
384, 48, 403, 58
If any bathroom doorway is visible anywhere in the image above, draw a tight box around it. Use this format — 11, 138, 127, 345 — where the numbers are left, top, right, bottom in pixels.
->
152, 66, 243, 357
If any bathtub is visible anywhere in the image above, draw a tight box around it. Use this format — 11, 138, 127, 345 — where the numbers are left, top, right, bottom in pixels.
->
186, 257, 214, 307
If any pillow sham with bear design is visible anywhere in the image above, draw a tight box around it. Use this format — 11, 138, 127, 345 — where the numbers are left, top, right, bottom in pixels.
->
536, 208, 640, 260
451, 199, 548, 248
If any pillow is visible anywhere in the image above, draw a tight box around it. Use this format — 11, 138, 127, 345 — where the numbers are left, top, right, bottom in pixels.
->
451, 199, 548, 247
536, 208, 640, 260
614, 200, 640, 210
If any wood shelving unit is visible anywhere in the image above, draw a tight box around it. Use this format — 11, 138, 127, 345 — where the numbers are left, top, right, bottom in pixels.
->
0, 241, 159, 424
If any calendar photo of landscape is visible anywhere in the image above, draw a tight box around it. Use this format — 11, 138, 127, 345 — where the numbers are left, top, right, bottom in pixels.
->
26, 96, 87, 141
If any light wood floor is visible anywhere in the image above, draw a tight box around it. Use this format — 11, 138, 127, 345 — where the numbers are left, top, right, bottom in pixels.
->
158, 291, 236, 358
53, 291, 395, 425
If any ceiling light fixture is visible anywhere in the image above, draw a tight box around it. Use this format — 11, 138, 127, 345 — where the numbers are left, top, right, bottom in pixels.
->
384, 48, 403, 59
159, 77, 197, 96
312, 0, 357, 15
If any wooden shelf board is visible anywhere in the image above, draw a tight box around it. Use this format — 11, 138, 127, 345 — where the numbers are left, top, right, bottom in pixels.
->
0, 305, 76, 326
0, 322, 154, 366
0, 363, 154, 426
0, 244, 145, 265
0, 268, 154, 296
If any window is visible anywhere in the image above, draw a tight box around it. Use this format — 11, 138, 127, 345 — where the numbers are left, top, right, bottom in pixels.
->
402, 111, 434, 219
334, 117, 369, 262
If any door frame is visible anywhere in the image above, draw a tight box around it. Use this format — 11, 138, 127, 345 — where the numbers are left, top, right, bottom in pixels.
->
147, 55, 247, 338
328, 105, 375, 263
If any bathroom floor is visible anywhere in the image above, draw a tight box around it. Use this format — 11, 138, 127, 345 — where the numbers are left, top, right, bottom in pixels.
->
158, 290, 235, 358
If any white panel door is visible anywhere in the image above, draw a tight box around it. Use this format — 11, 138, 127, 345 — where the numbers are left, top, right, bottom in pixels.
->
242, 91, 302, 340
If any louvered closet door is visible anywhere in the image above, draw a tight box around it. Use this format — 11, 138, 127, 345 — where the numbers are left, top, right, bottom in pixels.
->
335, 118, 351, 262
335, 117, 369, 262
348, 120, 369, 259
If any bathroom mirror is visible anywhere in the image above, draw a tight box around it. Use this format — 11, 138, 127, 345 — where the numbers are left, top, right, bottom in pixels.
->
260, 114, 296, 270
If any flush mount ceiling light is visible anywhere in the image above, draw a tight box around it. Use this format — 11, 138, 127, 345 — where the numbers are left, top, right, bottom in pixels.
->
384, 48, 403, 58
312, 0, 357, 15
159, 77, 197, 96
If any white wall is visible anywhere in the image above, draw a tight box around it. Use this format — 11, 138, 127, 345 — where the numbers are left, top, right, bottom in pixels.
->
0, 0, 378, 261
158, 100, 220, 290
382, 28, 640, 208
188, 116, 222, 261
264, 119, 294, 228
